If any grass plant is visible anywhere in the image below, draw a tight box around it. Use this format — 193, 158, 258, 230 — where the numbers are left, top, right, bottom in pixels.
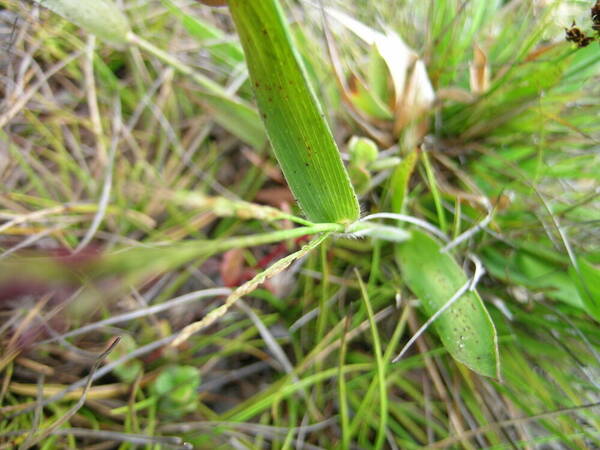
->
1, 0, 599, 448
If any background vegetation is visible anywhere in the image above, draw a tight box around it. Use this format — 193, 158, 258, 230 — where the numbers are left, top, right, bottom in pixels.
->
1, 0, 599, 448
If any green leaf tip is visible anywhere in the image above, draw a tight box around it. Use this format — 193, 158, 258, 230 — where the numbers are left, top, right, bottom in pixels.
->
395, 230, 500, 378
228, 0, 359, 224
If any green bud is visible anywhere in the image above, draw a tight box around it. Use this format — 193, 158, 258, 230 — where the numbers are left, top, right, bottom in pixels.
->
349, 136, 379, 167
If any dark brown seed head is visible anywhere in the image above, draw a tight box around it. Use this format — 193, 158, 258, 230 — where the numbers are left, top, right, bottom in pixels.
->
592, 1, 600, 24
579, 36, 595, 47
565, 24, 584, 43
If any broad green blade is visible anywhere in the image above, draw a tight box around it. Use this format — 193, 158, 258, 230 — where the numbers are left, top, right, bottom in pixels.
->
32, 0, 130, 47
228, 0, 359, 224
395, 230, 500, 378
388, 149, 418, 214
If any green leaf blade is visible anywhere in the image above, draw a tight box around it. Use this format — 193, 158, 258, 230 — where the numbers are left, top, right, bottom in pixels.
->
228, 0, 359, 224
395, 230, 500, 378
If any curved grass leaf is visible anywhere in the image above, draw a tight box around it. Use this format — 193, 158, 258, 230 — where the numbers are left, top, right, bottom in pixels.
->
228, 0, 359, 224
395, 230, 499, 378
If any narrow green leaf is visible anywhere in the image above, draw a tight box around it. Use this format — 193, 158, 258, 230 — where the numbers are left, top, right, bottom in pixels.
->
32, 0, 130, 47
348, 74, 394, 120
367, 44, 391, 105
395, 230, 499, 378
228, 0, 359, 224
337, 317, 351, 450
388, 149, 418, 214
421, 150, 447, 232
355, 269, 388, 450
